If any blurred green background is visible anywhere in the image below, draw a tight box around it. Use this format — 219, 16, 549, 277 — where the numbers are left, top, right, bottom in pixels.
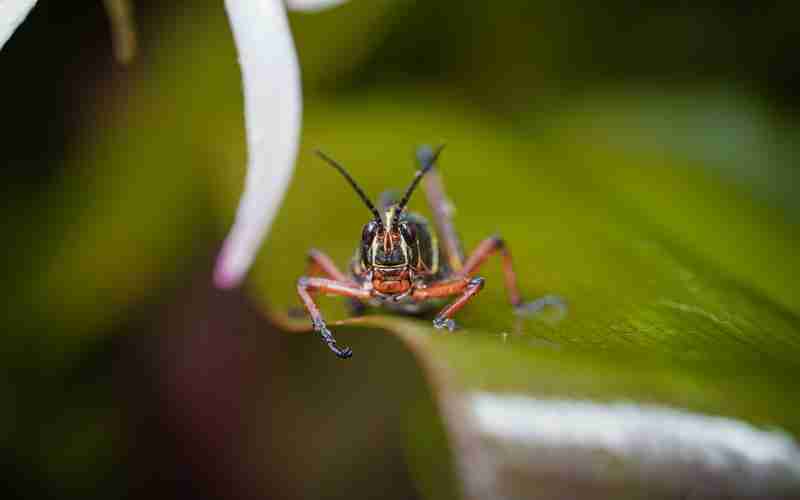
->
2, 1, 799, 499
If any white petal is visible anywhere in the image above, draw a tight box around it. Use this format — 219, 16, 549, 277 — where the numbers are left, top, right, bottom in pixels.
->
285, 0, 347, 13
471, 393, 800, 494
0, 0, 38, 50
215, 0, 301, 289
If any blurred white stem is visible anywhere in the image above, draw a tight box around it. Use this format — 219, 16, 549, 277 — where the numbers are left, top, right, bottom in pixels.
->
0, 0, 38, 50
216, 0, 347, 288
215, 0, 302, 288
470, 393, 800, 498
286, 0, 348, 12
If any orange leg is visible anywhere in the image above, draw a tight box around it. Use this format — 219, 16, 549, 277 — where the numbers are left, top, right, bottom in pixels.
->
412, 277, 485, 331
458, 236, 523, 308
305, 249, 353, 284
297, 277, 371, 359
298, 249, 368, 316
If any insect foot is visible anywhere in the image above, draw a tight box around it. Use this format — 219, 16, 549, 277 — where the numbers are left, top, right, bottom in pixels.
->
313, 318, 353, 359
433, 317, 456, 332
513, 294, 569, 321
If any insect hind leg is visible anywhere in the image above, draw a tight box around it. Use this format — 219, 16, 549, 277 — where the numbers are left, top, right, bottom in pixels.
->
304, 249, 352, 283
458, 235, 566, 317
459, 235, 524, 308
417, 145, 465, 272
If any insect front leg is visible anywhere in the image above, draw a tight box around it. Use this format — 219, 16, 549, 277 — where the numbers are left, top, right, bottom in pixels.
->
412, 277, 485, 331
297, 277, 370, 359
290, 249, 356, 319
305, 250, 368, 316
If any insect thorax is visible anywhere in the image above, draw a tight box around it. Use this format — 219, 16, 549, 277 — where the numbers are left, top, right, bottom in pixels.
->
402, 212, 439, 276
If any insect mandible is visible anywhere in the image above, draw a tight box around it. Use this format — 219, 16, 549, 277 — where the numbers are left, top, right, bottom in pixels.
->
297, 145, 539, 359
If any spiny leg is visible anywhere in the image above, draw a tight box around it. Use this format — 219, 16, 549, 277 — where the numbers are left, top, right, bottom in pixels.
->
290, 249, 356, 319
417, 145, 465, 272
305, 250, 367, 316
297, 277, 370, 359
460, 236, 567, 317
412, 277, 485, 331
458, 235, 526, 310
433, 278, 485, 331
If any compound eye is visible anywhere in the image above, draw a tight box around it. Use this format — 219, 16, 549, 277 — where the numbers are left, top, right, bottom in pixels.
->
362, 220, 380, 244
400, 222, 416, 244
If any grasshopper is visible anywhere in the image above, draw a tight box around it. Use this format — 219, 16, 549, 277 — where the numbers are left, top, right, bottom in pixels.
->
298, 145, 540, 358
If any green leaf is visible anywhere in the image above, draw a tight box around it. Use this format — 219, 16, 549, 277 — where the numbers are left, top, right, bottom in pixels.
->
20, 4, 797, 496
252, 92, 799, 424
244, 93, 800, 496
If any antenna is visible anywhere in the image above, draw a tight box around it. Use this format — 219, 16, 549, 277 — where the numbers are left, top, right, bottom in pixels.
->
315, 150, 382, 223
395, 144, 445, 217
